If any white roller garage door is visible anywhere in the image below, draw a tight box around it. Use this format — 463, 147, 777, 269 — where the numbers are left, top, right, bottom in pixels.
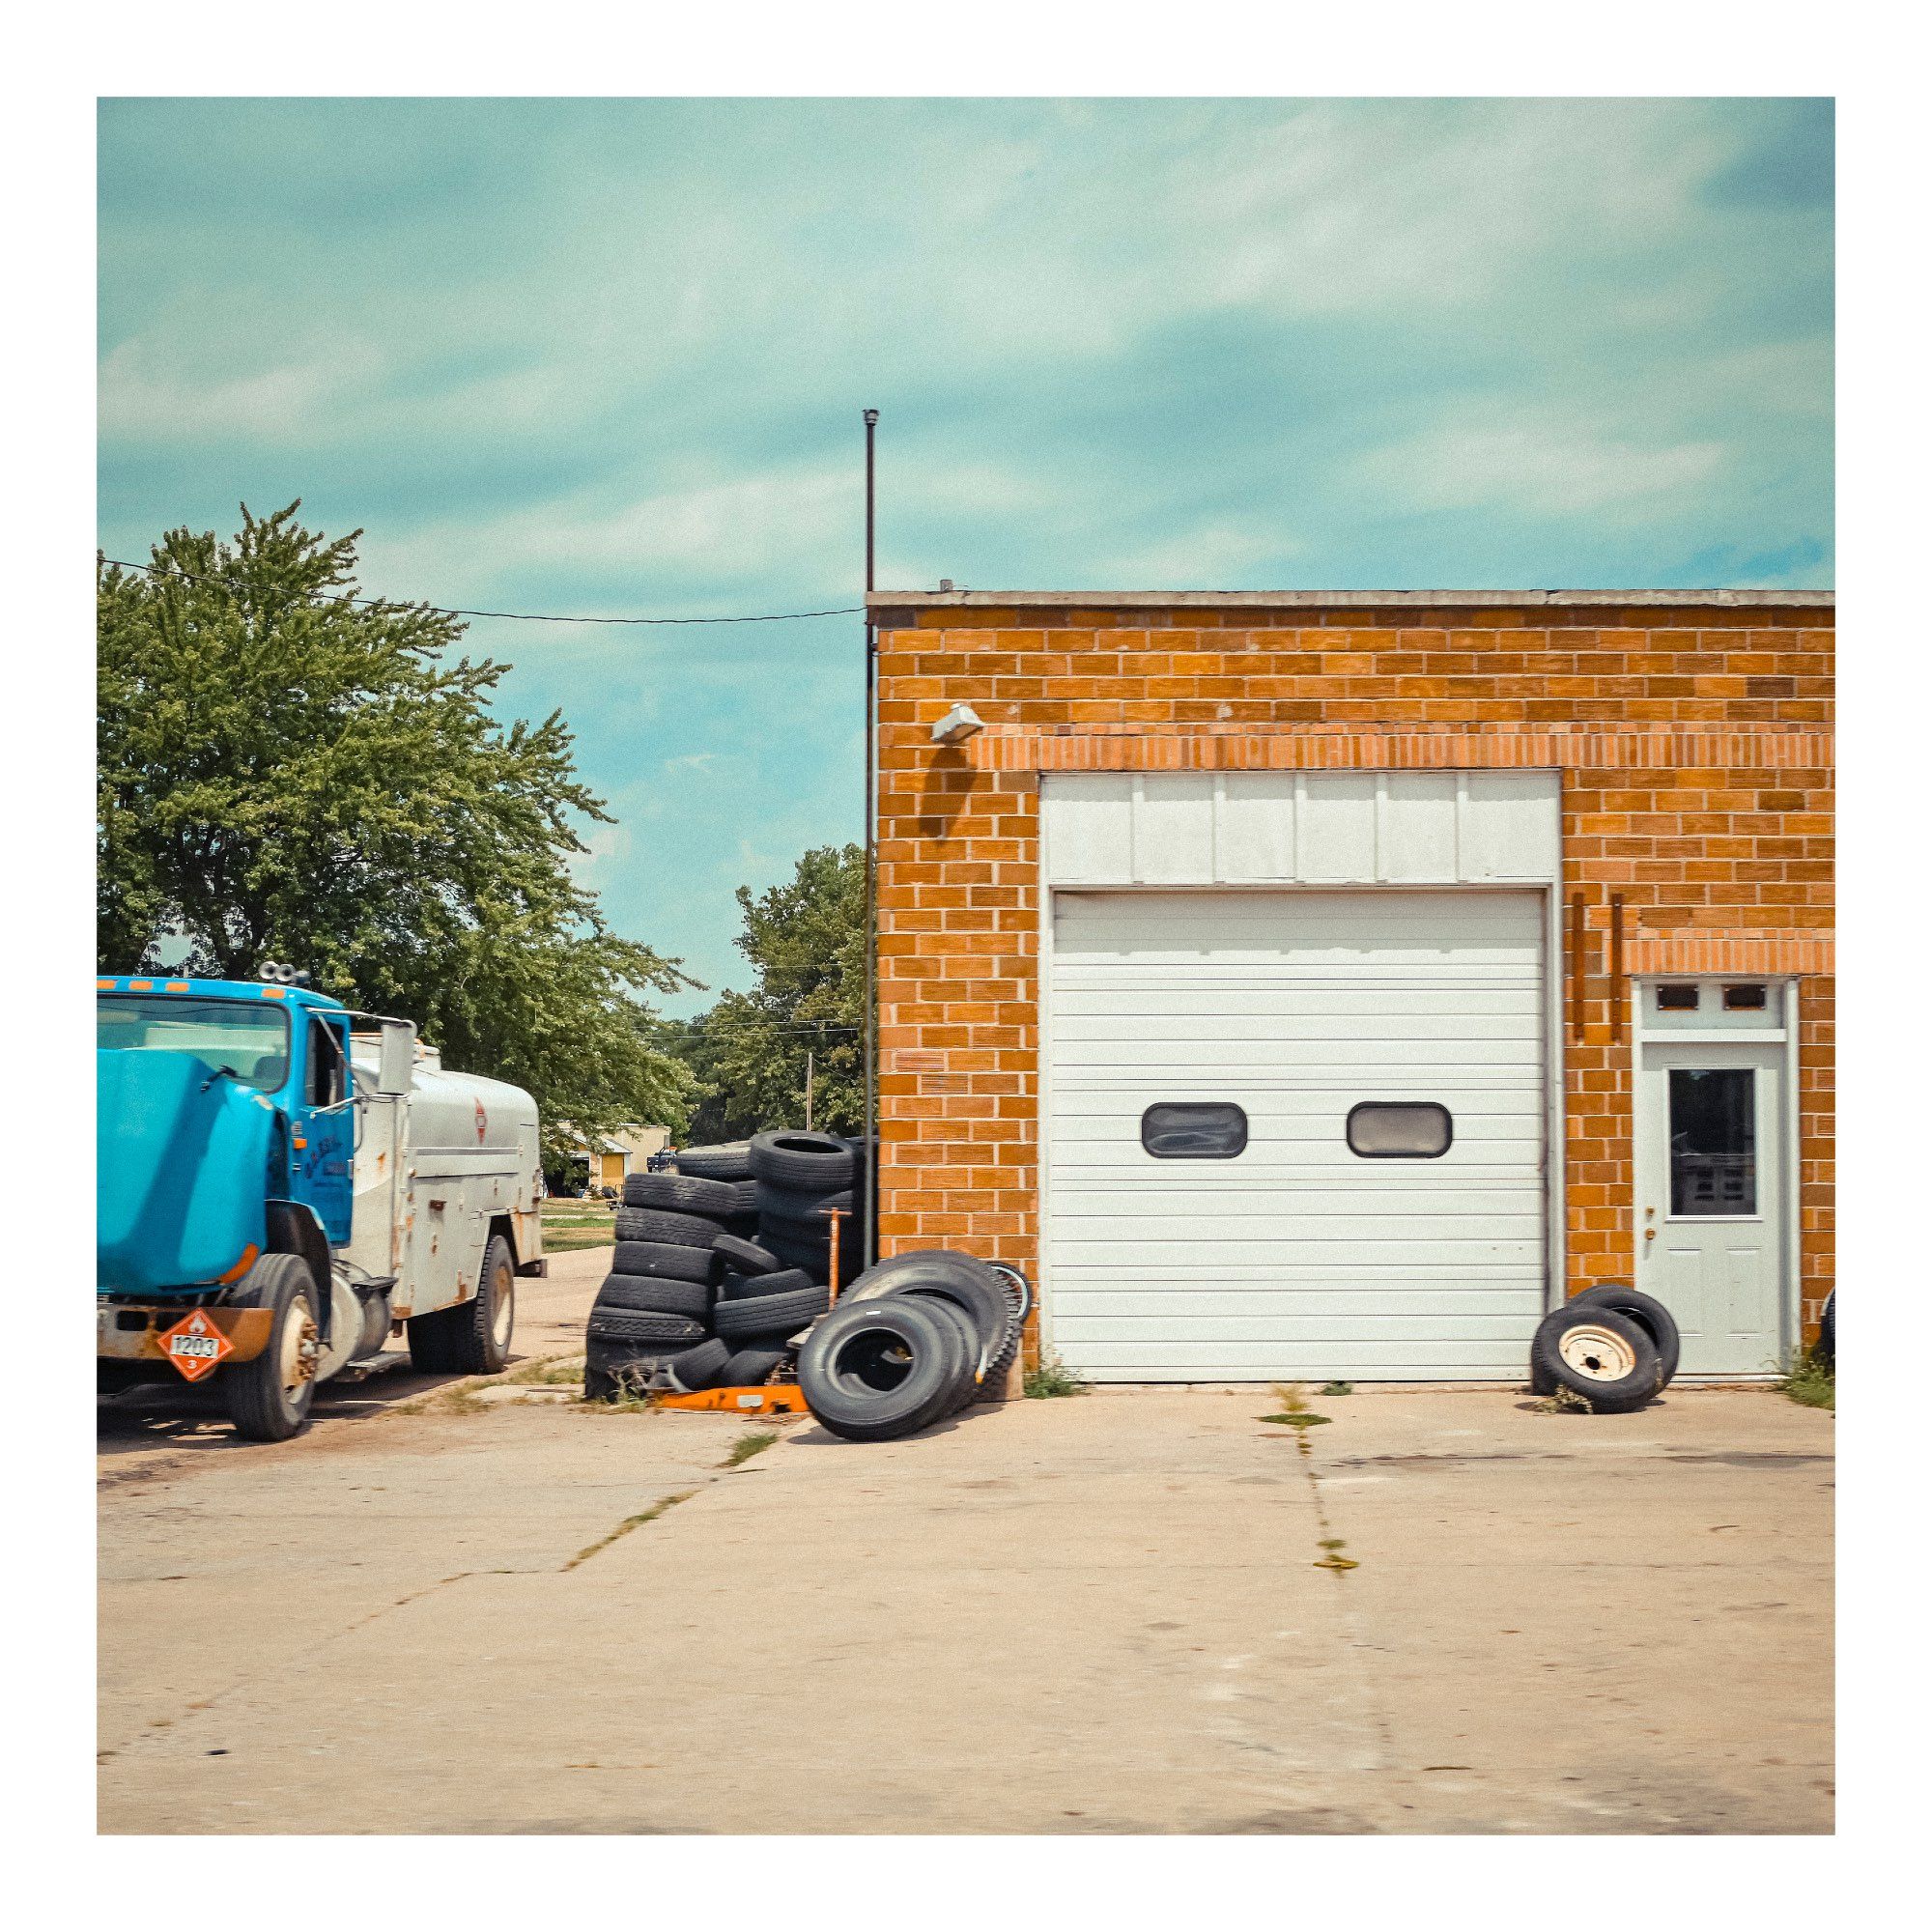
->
1043, 888, 1549, 1380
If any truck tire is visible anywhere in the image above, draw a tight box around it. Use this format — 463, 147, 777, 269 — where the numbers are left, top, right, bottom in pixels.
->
1572, 1282, 1682, 1387
718, 1347, 788, 1387
665, 1338, 731, 1393
714, 1280, 831, 1342
583, 1337, 684, 1402
796, 1297, 969, 1442
595, 1273, 713, 1321
844, 1251, 1009, 1352
748, 1130, 854, 1192
672, 1142, 755, 1181
718, 1266, 813, 1302
712, 1234, 782, 1279
611, 1240, 715, 1284
585, 1308, 707, 1347
612, 1207, 723, 1250
898, 1290, 984, 1414
222, 1252, 322, 1442
444, 1233, 518, 1376
1529, 1303, 1662, 1414
621, 1172, 743, 1219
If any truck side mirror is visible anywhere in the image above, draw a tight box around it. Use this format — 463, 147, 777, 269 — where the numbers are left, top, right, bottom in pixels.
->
376, 1020, 415, 1097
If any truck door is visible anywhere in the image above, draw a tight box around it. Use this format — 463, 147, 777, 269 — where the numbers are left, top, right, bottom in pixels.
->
295, 1010, 355, 1247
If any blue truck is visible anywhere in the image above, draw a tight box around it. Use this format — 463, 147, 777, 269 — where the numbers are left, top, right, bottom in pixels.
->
97, 969, 545, 1439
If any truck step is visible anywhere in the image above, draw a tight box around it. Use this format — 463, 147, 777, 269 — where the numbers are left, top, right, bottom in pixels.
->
333, 1351, 412, 1383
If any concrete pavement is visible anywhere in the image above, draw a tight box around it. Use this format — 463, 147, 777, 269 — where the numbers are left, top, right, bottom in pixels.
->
99, 1347, 1833, 1833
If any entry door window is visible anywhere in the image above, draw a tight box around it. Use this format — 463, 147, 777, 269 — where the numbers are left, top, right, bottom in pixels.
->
1667, 1067, 1756, 1216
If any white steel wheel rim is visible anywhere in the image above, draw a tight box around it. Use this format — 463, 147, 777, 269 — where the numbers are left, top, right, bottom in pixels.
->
491, 1266, 514, 1350
1557, 1322, 1636, 1382
281, 1299, 320, 1399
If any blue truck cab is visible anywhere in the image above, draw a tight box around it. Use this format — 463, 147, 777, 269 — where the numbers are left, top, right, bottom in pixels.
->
97, 971, 540, 1439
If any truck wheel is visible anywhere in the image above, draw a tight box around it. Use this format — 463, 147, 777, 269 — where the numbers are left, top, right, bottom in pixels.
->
448, 1234, 517, 1376
223, 1252, 322, 1442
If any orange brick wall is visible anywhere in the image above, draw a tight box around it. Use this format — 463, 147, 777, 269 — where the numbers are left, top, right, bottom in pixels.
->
871, 601, 1835, 1353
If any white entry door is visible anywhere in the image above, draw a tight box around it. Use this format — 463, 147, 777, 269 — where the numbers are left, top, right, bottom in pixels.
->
1634, 1040, 1787, 1376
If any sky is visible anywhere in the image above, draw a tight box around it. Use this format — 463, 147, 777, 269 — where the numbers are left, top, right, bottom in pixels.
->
97, 98, 1833, 1009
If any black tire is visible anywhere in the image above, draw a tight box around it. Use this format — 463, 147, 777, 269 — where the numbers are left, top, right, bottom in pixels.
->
797, 1297, 969, 1442
844, 1250, 1009, 1351
595, 1273, 713, 1321
758, 1183, 855, 1229
222, 1252, 322, 1441
672, 1142, 755, 1181
583, 1337, 684, 1402
1573, 1283, 1682, 1387
715, 1280, 832, 1342
610, 1240, 715, 1285
1530, 1304, 1662, 1414
749, 1129, 854, 1192
406, 1234, 516, 1377
718, 1347, 788, 1386
761, 1228, 832, 1284
621, 1171, 743, 1219
1818, 1290, 1834, 1364
725, 1179, 761, 1217
585, 1308, 707, 1347
612, 1207, 723, 1250
899, 1290, 984, 1414
665, 1338, 731, 1393
719, 1267, 814, 1303
712, 1234, 782, 1279
978, 1263, 1031, 1397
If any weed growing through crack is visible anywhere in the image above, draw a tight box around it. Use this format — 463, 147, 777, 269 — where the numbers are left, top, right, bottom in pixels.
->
1776, 1345, 1835, 1411
503, 1355, 585, 1387
1314, 1537, 1359, 1573
1024, 1351, 1087, 1399
1319, 1380, 1353, 1397
1529, 1383, 1594, 1415
1260, 1383, 1330, 1428
724, 1429, 778, 1467
564, 1490, 696, 1570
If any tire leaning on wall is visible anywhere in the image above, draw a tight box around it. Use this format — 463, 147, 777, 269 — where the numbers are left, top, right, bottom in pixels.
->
1529, 1303, 1662, 1414
1571, 1282, 1682, 1387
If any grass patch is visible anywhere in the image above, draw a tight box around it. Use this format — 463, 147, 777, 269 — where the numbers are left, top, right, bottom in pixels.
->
1024, 1351, 1087, 1399
541, 1205, 617, 1252
563, 1490, 696, 1570
1776, 1345, 1835, 1411
723, 1429, 778, 1467
503, 1354, 585, 1387
1319, 1380, 1353, 1397
1259, 1381, 1330, 1428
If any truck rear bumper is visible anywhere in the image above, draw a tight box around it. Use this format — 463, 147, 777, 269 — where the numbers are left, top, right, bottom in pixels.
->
515, 1257, 549, 1277
97, 1303, 275, 1364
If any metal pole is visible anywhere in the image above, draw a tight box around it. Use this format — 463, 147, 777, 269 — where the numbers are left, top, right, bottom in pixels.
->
862, 408, 879, 1270
805, 1049, 814, 1131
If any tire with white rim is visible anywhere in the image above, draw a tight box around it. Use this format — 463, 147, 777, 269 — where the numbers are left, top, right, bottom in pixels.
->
1529, 1303, 1662, 1414
222, 1251, 323, 1441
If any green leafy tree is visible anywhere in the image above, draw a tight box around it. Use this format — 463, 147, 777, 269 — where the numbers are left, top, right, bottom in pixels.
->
98, 502, 695, 1161
675, 843, 865, 1139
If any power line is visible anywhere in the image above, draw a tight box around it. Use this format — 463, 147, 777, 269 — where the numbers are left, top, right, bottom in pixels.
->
99, 554, 864, 628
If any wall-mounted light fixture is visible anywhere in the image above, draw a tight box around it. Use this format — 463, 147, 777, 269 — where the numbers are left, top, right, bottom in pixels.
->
931, 702, 984, 746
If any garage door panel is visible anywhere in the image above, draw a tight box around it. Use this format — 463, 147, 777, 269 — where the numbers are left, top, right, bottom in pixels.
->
1045, 887, 1549, 1382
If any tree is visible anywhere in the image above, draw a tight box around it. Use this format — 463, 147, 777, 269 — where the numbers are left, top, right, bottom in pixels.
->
674, 844, 865, 1139
98, 502, 695, 1161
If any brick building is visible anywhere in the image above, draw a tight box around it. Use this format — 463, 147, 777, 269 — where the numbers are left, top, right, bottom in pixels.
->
869, 589, 1833, 1384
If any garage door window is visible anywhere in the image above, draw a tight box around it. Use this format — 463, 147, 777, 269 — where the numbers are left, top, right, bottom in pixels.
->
1141, 1102, 1248, 1159
1347, 1101, 1453, 1159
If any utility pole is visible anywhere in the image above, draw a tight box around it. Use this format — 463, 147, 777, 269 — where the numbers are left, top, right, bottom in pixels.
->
862, 408, 879, 1271
805, 1050, 815, 1132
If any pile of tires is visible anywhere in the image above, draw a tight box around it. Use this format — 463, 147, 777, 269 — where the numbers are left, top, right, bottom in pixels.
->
1529, 1284, 1682, 1413
748, 1130, 867, 1284
795, 1250, 1031, 1441
582, 1142, 832, 1400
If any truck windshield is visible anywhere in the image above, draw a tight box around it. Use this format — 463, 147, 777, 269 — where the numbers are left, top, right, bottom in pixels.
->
97, 995, 292, 1092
